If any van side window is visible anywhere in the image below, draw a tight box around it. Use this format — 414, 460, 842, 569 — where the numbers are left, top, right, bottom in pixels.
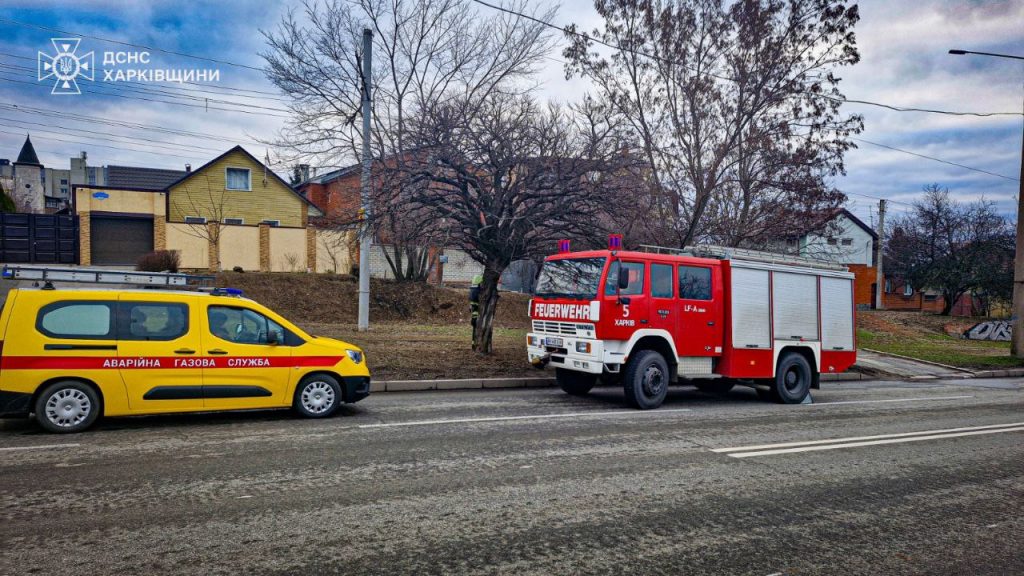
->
208, 306, 287, 345
605, 261, 645, 296
679, 266, 712, 300
121, 303, 189, 341
651, 264, 674, 298
37, 301, 115, 339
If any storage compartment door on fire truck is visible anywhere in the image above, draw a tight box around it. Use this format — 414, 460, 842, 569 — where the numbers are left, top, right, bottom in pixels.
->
675, 264, 722, 357
116, 294, 205, 413
202, 304, 294, 410
603, 260, 647, 338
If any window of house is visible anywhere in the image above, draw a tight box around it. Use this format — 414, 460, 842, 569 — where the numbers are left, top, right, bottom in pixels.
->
904, 283, 913, 297
121, 302, 189, 341
924, 294, 938, 302
679, 265, 712, 300
184, 216, 207, 224
785, 238, 798, 247
651, 264, 674, 298
223, 217, 244, 225
37, 301, 115, 339
841, 238, 853, 246
225, 167, 251, 191
827, 238, 838, 246
60, 178, 68, 185
885, 279, 893, 293
261, 219, 281, 227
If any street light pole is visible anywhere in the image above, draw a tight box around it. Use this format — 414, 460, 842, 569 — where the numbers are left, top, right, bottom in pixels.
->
948, 49, 1024, 356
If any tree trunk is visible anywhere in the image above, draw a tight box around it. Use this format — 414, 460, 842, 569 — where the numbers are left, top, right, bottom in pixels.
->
472, 265, 503, 353
941, 291, 956, 316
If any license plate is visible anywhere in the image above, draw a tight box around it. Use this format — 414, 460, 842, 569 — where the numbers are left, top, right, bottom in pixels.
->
544, 337, 564, 347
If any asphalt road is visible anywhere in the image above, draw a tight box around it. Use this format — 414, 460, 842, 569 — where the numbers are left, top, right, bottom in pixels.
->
1, 378, 1022, 576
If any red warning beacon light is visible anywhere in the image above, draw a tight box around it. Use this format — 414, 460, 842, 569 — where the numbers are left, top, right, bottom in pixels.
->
558, 239, 571, 254
608, 234, 623, 250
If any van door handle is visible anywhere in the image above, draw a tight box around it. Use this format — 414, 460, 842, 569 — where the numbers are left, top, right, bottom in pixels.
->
208, 349, 228, 355
174, 348, 196, 355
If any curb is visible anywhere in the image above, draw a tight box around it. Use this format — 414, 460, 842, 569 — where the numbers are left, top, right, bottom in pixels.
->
860, 348, 976, 375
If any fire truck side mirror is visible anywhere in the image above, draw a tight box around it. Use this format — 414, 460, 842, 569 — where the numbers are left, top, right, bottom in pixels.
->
617, 268, 629, 290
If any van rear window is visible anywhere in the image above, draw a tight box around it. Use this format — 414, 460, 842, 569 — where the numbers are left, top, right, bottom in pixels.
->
37, 301, 116, 339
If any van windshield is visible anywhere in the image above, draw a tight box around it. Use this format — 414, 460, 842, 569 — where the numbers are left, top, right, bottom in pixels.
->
535, 257, 606, 299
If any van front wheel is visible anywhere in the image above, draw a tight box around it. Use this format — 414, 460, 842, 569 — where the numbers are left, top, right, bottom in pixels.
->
294, 374, 342, 418
35, 381, 101, 433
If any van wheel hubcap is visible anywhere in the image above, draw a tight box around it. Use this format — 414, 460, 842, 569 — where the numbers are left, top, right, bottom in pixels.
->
45, 389, 91, 428
301, 381, 335, 414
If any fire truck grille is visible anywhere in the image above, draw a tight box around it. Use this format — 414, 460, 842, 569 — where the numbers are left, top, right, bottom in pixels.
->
532, 321, 579, 336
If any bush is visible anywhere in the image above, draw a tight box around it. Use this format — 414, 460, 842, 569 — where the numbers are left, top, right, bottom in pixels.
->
136, 250, 181, 273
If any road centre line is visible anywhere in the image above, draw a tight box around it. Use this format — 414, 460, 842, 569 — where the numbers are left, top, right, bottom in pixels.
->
0, 443, 81, 452
712, 421, 1024, 453
359, 408, 693, 428
721, 426, 1024, 458
811, 395, 973, 406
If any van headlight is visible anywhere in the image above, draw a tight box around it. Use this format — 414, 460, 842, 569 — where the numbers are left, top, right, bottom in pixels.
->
346, 349, 364, 364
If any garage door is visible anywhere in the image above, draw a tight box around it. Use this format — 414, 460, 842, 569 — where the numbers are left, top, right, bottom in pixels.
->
91, 216, 153, 265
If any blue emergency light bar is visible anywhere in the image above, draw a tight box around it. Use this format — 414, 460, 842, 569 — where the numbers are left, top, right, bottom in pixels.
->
558, 239, 571, 253
1, 267, 12, 279
212, 287, 244, 296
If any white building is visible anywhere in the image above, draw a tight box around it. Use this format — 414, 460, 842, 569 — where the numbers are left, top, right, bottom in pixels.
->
785, 209, 877, 266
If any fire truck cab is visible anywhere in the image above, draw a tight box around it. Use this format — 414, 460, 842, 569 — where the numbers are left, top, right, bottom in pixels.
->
526, 244, 857, 409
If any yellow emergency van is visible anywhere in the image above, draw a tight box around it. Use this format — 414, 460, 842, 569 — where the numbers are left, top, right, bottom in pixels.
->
0, 271, 370, 433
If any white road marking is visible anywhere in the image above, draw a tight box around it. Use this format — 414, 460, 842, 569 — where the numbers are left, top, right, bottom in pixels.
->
712, 422, 1024, 453
812, 395, 973, 406
0, 443, 81, 452
721, 425, 1024, 458
359, 408, 693, 428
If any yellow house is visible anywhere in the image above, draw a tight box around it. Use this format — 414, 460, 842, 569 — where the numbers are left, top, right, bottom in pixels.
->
75, 146, 333, 272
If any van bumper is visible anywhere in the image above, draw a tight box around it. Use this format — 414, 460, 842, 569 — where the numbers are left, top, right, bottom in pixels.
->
0, 390, 32, 418
341, 376, 371, 403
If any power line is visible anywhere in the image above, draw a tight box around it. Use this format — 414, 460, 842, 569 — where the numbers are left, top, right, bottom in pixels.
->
0, 17, 264, 72
0, 116, 226, 154
472, 0, 1024, 118
853, 137, 1021, 182
0, 129, 205, 162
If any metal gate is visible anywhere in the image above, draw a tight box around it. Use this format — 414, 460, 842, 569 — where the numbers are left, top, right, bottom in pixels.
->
0, 213, 79, 264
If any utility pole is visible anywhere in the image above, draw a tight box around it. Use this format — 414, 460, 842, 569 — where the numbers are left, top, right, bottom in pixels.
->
358, 28, 373, 331
949, 49, 1024, 356
874, 199, 886, 311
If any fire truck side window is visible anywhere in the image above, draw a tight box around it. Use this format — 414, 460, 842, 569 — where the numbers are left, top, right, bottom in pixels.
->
679, 266, 712, 300
605, 261, 645, 296
651, 264, 674, 298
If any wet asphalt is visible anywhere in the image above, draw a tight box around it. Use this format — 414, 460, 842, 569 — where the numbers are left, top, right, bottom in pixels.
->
1, 377, 1022, 575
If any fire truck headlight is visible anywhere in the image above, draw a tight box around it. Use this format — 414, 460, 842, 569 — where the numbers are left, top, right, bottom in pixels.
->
575, 342, 591, 354
346, 349, 364, 364
528, 336, 540, 347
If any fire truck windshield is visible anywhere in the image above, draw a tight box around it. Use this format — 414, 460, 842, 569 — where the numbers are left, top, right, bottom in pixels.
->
534, 257, 606, 300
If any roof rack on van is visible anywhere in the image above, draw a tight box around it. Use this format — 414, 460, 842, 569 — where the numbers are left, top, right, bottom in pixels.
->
1, 265, 216, 289
637, 244, 848, 271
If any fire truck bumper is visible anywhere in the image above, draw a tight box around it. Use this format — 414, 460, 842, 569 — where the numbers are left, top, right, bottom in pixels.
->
526, 334, 606, 374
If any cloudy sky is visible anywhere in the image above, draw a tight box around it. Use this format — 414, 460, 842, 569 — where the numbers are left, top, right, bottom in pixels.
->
1, 0, 1022, 224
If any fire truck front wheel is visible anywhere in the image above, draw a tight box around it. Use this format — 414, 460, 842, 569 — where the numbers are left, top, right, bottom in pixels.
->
622, 350, 669, 410
773, 352, 812, 404
556, 369, 597, 396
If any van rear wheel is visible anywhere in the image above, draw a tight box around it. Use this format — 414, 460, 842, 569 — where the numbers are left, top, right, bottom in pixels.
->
556, 369, 596, 396
623, 350, 669, 410
35, 381, 101, 434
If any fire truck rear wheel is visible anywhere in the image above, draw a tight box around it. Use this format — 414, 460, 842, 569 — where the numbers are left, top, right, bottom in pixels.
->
556, 369, 597, 396
773, 353, 812, 404
623, 350, 669, 410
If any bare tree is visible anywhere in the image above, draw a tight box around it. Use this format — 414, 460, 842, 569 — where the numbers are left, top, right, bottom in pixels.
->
170, 174, 228, 272
564, 0, 862, 248
887, 184, 1014, 316
262, 0, 557, 280
401, 94, 634, 352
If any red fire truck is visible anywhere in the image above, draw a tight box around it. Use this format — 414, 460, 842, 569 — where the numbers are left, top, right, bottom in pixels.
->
526, 243, 857, 408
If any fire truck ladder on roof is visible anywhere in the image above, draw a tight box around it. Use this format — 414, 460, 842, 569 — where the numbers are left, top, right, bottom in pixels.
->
638, 244, 848, 271
1, 265, 216, 289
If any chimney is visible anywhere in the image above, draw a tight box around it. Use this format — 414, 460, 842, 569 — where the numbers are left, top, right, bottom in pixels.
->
299, 163, 311, 182
185, 163, 192, 173
80, 151, 87, 160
